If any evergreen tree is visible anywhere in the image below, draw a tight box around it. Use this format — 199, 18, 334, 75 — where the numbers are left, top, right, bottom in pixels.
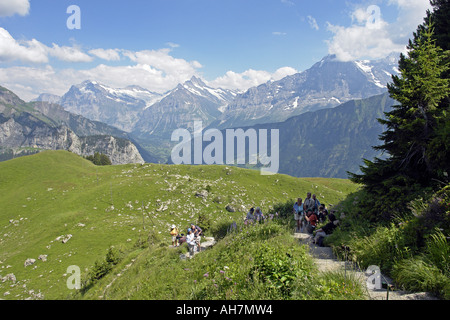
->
93, 152, 101, 165
349, 21, 450, 220
423, 0, 450, 177
85, 152, 112, 166
425, 0, 450, 52
99, 153, 112, 166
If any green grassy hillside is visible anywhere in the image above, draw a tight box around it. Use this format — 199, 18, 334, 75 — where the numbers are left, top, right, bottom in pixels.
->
0, 151, 358, 300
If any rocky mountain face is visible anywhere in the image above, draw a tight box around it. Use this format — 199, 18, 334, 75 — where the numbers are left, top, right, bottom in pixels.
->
42, 77, 237, 163
53, 77, 237, 139
132, 76, 237, 139
59, 81, 163, 132
0, 86, 145, 164
32, 93, 62, 104
214, 53, 399, 129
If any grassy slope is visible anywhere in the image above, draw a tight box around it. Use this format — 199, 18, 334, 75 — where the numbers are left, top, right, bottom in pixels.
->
0, 151, 358, 300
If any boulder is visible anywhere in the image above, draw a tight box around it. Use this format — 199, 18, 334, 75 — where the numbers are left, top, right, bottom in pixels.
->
226, 205, 236, 212
24, 258, 36, 267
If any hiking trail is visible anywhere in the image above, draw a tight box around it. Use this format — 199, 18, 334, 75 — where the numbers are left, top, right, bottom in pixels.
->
294, 231, 438, 300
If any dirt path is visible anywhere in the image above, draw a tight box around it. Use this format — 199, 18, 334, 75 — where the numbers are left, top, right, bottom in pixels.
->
294, 231, 438, 300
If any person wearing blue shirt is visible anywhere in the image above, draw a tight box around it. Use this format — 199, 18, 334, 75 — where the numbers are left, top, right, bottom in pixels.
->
293, 198, 304, 232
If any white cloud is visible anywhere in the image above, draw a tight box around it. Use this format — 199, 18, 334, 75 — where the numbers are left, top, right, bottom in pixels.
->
207, 66, 298, 92
0, 21, 298, 101
123, 48, 202, 83
0, 0, 30, 17
0, 28, 48, 63
326, 0, 432, 61
307, 16, 319, 31
280, 0, 295, 6
271, 66, 298, 81
0, 46, 204, 101
88, 48, 121, 61
166, 42, 180, 48
1, 57, 298, 102
49, 44, 93, 63
272, 32, 287, 36
0, 27, 94, 64
326, 21, 405, 61
386, 0, 433, 42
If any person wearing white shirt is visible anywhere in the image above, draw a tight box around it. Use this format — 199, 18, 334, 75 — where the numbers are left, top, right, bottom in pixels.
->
186, 228, 196, 257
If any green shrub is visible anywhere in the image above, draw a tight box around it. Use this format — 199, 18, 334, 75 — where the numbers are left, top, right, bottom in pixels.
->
293, 270, 367, 300
86, 247, 121, 283
424, 229, 450, 277
269, 199, 295, 219
392, 256, 450, 299
346, 223, 413, 273
250, 243, 308, 297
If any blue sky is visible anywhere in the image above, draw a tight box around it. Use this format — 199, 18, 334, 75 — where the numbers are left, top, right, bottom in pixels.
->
0, 0, 432, 100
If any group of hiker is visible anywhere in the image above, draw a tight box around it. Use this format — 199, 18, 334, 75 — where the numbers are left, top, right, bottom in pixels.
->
244, 207, 278, 224
169, 223, 203, 256
293, 192, 340, 246
169, 192, 340, 253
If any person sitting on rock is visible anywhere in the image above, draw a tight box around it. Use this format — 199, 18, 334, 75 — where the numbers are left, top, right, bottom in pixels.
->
255, 207, 264, 223
305, 209, 318, 234
245, 207, 255, 225
313, 213, 339, 246
317, 204, 328, 223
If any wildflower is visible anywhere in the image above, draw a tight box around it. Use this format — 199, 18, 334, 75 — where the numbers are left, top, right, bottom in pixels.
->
204, 272, 209, 277
219, 270, 225, 274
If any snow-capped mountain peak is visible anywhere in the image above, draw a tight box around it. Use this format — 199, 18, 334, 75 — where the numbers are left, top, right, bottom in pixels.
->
172, 76, 237, 104
216, 53, 400, 129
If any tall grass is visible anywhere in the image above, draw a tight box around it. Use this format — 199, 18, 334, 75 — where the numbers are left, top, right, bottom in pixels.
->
392, 257, 449, 299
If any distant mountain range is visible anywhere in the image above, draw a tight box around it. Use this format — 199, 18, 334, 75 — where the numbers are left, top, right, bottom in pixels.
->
213, 53, 399, 129
7, 53, 400, 176
171, 93, 396, 179
0, 86, 148, 164
257, 93, 396, 178
36, 77, 238, 137
35, 54, 398, 136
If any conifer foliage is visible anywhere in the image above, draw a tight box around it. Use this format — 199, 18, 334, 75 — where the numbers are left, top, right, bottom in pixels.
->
349, 1, 450, 220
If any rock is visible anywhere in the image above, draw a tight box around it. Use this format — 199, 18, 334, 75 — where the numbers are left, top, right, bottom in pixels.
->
195, 190, 209, 199
56, 234, 72, 243
226, 205, 236, 212
24, 258, 36, 267
38, 255, 48, 262
1, 273, 16, 283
